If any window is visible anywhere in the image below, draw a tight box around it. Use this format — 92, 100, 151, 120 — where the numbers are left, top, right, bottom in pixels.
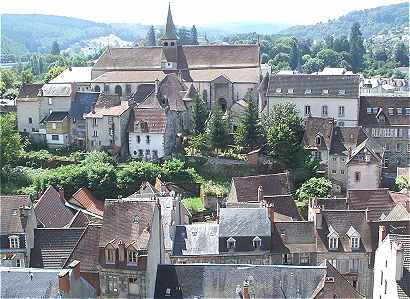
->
51, 134, 59, 141
340, 169, 345, 174
52, 123, 56, 129
397, 108, 402, 115
146, 135, 150, 144
314, 151, 322, 161
109, 128, 113, 136
93, 130, 98, 137
136, 135, 141, 143
108, 116, 113, 124
338, 89, 345, 95
407, 144, 410, 153
145, 149, 151, 157
338, 106, 345, 117
48, 98, 52, 105
127, 250, 138, 265
163, 42, 168, 46
9, 236, 19, 248
305, 89, 312, 94
381, 271, 383, 285
384, 281, 387, 294
388, 108, 394, 115
329, 258, 337, 267
16, 259, 21, 267
322, 89, 329, 94
329, 237, 338, 250
406, 108, 410, 115
338, 121, 345, 127
227, 237, 236, 250
332, 169, 336, 174
138, 150, 143, 157
305, 105, 311, 116
355, 171, 361, 182
300, 253, 310, 265
94, 85, 101, 92
366, 108, 372, 114
351, 237, 360, 249
322, 105, 328, 116
115, 85, 122, 97
315, 136, 321, 145
92, 118, 97, 127
252, 236, 261, 249
153, 150, 158, 159
384, 158, 389, 168
106, 275, 118, 293
396, 143, 402, 152
170, 42, 175, 46
106, 248, 115, 264
28, 117, 32, 124
385, 144, 390, 151
104, 85, 109, 93
275, 88, 281, 93
287, 88, 294, 94
126, 84, 132, 95
282, 253, 292, 265
352, 280, 357, 289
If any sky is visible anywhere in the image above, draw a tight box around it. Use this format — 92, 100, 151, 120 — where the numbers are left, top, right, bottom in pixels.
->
1, 0, 406, 25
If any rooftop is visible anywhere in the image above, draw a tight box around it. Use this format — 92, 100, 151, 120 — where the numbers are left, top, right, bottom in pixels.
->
49, 67, 92, 83
219, 208, 271, 237
0, 195, 32, 234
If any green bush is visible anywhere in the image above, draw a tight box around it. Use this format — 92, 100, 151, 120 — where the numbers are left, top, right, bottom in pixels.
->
182, 197, 205, 214
395, 175, 409, 191
201, 180, 230, 197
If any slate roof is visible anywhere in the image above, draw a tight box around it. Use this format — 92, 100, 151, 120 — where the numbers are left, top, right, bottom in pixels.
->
330, 126, 368, 155
64, 224, 102, 272
71, 92, 99, 121
49, 67, 92, 83
92, 70, 167, 83
272, 221, 319, 253
318, 210, 372, 252
17, 84, 43, 99
155, 264, 327, 299
99, 199, 156, 249
95, 93, 121, 108
219, 208, 271, 237
265, 74, 360, 98
359, 96, 410, 127
389, 234, 410, 298
163, 4, 177, 40
41, 111, 69, 123
230, 173, 291, 202
263, 195, 303, 220
0, 195, 32, 234
34, 186, 76, 228
303, 117, 335, 150
157, 74, 189, 112
172, 224, 219, 256
68, 211, 90, 228
41, 83, 73, 97
30, 228, 85, 268
68, 187, 104, 217
347, 188, 395, 221
130, 84, 155, 103
0, 267, 60, 298
379, 203, 410, 222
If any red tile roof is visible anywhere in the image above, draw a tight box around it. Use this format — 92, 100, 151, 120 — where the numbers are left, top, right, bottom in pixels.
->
0, 195, 32, 234
69, 187, 104, 217
128, 107, 167, 134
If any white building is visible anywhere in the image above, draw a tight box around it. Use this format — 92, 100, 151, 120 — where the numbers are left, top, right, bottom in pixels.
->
258, 74, 361, 127
373, 233, 409, 299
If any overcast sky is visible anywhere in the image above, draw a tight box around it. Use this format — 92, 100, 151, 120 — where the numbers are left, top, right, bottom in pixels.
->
1, 0, 406, 25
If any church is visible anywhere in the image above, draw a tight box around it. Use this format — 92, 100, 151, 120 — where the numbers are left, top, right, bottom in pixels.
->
91, 5, 261, 112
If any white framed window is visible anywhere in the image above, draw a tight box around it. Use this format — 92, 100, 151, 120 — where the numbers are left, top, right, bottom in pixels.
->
397, 108, 402, 115
28, 117, 33, 124
355, 171, 361, 182
351, 237, 360, 249
305, 89, 312, 94
300, 253, 310, 265
329, 237, 338, 250
106, 275, 118, 293
322, 105, 328, 116
48, 98, 53, 105
332, 169, 336, 174
338, 106, 345, 117
406, 108, 410, 115
52, 123, 57, 129
340, 169, 345, 174
16, 259, 21, 267
92, 118, 97, 127
388, 108, 394, 115
93, 130, 98, 137
9, 236, 19, 248
305, 105, 311, 116
252, 236, 261, 249
338, 89, 345, 95
287, 88, 294, 94
51, 134, 59, 141
275, 88, 282, 93
282, 253, 292, 265
322, 89, 329, 95
105, 248, 115, 264
407, 144, 410, 153
146, 135, 150, 144
127, 250, 138, 265
227, 237, 236, 250
136, 135, 141, 143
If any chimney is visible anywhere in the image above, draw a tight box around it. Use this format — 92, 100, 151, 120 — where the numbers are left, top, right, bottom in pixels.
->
315, 211, 322, 229
267, 203, 274, 225
58, 269, 71, 295
243, 280, 250, 299
378, 225, 386, 245
58, 187, 65, 201
155, 78, 160, 95
257, 185, 264, 202
68, 260, 80, 280
396, 244, 404, 281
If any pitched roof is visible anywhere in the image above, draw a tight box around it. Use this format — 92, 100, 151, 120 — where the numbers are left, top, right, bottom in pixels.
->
68, 211, 90, 228
34, 186, 76, 228
130, 84, 155, 103
172, 224, 219, 256
347, 188, 395, 221
163, 4, 177, 40
359, 96, 410, 127
128, 107, 168, 134
266, 74, 360, 98
30, 228, 85, 268
155, 264, 327, 299
99, 199, 156, 249
219, 208, 271, 237
188, 67, 259, 83
230, 173, 291, 202
49, 67, 92, 83
64, 224, 102, 272
263, 195, 303, 220
69, 187, 104, 217
41, 83, 73, 97
272, 221, 319, 253
0, 267, 60, 298
17, 84, 43, 99
380, 203, 410, 222
84, 100, 129, 118
41, 111, 69, 123
158, 74, 188, 111
0, 195, 32, 234
330, 126, 368, 155
71, 92, 99, 121
303, 117, 335, 150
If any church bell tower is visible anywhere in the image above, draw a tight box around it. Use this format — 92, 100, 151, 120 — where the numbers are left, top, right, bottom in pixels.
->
160, 3, 178, 70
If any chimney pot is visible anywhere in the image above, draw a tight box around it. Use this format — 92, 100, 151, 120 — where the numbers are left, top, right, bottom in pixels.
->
68, 260, 80, 280
243, 280, 250, 299
267, 203, 274, 224
257, 185, 264, 202
315, 211, 322, 229
58, 187, 65, 201
58, 269, 70, 295
378, 225, 386, 245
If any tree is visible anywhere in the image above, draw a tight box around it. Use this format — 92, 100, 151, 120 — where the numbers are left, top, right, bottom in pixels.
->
178, 28, 191, 45
394, 175, 409, 191
296, 177, 332, 205
145, 26, 156, 46
0, 113, 23, 168
44, 66, 66, 83
51, 41, 60, 55
349, 23, 365, 73
333, 35, 349, 52
21, 68, 34, 85
316, 48, 341, 67
261, 103, 304, 170
206, 109, 230, 153
289, 39, 299, 70
1, 69, 17, 90
394, 42, 409, 67
303, 57, 324, 73
324, 35, 334, 49
191, 25, 199, 45
234, 100, 261, 150
192, 93, 208, 134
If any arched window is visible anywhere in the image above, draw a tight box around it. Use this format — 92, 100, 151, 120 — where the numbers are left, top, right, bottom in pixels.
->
115, 85, 122, 97
94, 85, 101, 92
315, 136, 321, 145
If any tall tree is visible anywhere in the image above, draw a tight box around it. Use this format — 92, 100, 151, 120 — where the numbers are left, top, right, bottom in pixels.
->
206, 108, 230, 153
145, 26, 156, 46
289, 38, 299, 70
349, 23, 365, 73
21, 68, 34, 84
261, 103, 304, 170
394, 42, 409, 67
234, 99, 261, 150
192, 93, 208, 134
177, 28, 191, 45
0, 113, 23, 168
333, 35, 350, 52
191, 25, 199, 45
51, 41, 60, 55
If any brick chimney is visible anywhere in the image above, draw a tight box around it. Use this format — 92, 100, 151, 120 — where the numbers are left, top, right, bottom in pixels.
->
378, 225, 386, 245
243, 280, 250, 299
315, 211, 322, 229
257, 185, 264, 202
58, 269, 70, 295
58, 187, 65, 201
68, 260, 80, 280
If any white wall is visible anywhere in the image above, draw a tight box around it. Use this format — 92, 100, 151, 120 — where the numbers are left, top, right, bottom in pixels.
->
17, 101, 40, 133
46, 133, 68, 145
129, 132, 165, 160
265, 96, 359, 126
347, 163, 380, 190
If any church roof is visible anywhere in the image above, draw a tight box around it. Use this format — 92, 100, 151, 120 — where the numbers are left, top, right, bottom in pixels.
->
163, 4, 177, 40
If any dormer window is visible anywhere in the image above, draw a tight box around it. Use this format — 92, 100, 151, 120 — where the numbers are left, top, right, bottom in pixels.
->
352, 237, 360, 249
275, 88, 281, 93
388, 108, 394, 115
9, 236, 19, 248
346, 226, 361, 250
338, 89, 345, 95
305, 89, 312, 94
227, 237, 236, 250
252, 236, 261, 249
127, 250, 138, 265
322, 89, 329, 95
327, 225, 339, 250
105, 247, 115, 264
287, 88, 294, 94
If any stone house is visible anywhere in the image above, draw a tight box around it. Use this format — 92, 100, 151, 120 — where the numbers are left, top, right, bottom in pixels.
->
90, 5, 260, 112
358, 96, 410, 173
258, 74, 360, 127
373, 233, 409, 299
84, 94, 130, 157
0, 195, 36, 268
97, 199, 164, 298
16, 84, 43, 140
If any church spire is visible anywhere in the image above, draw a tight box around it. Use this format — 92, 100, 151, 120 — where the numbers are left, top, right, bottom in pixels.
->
164, 3, 177, 40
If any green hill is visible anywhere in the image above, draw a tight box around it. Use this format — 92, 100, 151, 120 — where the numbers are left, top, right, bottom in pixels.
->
280, 2, 409, 40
